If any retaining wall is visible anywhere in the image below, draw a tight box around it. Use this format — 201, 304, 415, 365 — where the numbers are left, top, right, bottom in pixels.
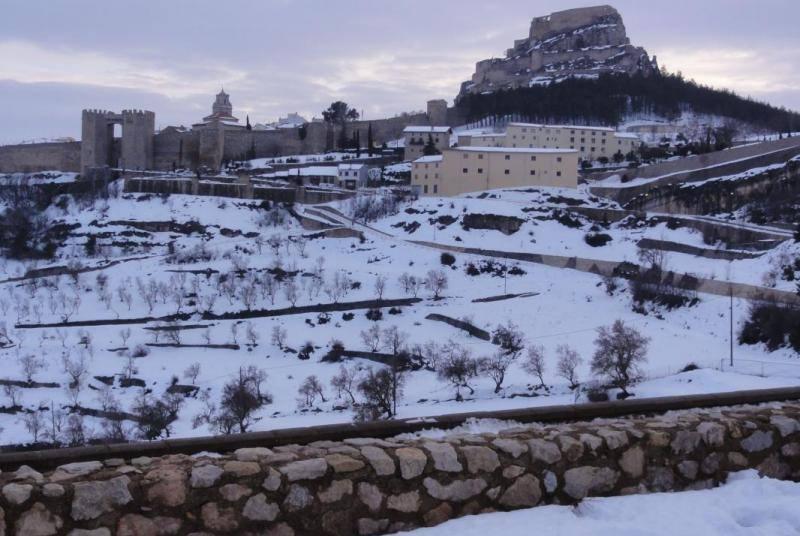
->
0, 399, 798, 535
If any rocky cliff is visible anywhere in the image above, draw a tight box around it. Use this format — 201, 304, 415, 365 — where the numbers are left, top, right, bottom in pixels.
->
460, 5, 658, 96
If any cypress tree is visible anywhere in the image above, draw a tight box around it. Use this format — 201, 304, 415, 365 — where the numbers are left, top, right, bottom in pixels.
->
246, 115, 252, 131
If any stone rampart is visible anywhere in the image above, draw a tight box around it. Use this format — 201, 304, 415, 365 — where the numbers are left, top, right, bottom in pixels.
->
0, 401, 798, 535
0, 142, 81, 173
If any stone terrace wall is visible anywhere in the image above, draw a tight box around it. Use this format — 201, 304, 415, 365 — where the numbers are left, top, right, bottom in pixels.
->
0, 402, 799, 535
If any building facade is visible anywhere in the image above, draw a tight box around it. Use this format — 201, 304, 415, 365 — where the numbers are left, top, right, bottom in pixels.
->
403, 126, 452, 162
412, 146, 578, 197
459, 123, 639, 162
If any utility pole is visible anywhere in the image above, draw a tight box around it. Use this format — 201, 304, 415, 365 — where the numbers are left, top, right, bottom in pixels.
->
729, 285, 734, 368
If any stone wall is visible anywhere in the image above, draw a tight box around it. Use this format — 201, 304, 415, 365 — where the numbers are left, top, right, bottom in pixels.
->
0, 402, 798, 535
0, 142, 81, 173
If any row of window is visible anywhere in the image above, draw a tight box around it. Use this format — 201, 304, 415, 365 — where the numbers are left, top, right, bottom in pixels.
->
517, 127, 609, 137
422, 184, 438, 194
461, 168, 562, 177
460, 154, 561, 162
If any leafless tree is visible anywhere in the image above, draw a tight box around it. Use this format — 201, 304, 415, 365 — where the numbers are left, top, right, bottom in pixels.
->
43, 401, 65, 444
425, 269, 448, 299
163, 321, 182, 345
19, 354, 47, 383
283, 279, 299, 307
297, 375, 326, 407
229, 323, 239, 345
556, 344, 582, 390
62, 352, 88, 389
119, 327, 132, 347
245, 322, 259, 347
353, 365, 405, 422
184, 362, 201, 384
522, 345, 547, 389
591, 320, 649, 396
293, 236, 308, 258
360, 324, 382, 352
64, 413, 89, 446
238, 274, 259, 311
373, 274, 387, 301
437, 343, 478, 401
117, 282, 133, 311
331, 364, 360, 405
261, 274, 278, 305
492, 321, 525, 358
267, 234, 283, 255
382, 325, 408, 355
479, 351, 517, 393
271, 325, 288, 349
4, 385, 21, 406
122, 353, 138, 380
23, 410, 45, 443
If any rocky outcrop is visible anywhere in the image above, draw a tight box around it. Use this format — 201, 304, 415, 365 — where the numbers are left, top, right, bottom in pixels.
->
460, 5, 658, 95
0, 403, 798, 535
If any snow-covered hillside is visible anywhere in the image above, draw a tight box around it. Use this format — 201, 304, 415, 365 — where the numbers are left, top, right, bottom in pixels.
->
0, 181, 798, 447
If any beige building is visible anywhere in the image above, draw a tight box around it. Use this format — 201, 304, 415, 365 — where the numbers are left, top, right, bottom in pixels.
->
403, 126, 452, 161
460, 123, 639, 162
412, 146, 578, 197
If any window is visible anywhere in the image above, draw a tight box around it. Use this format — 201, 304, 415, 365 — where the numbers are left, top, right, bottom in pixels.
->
591, 147, 595, 152
556, 171, 562, 177
423, 185, 428, 194
478, 154, 484, 160
570, 137, 575, 143
463, 154, 469, 159
557, 157, 562, 162
504, 155, 511, 160
433, 184, 438, 193
462, 168, 468, 173
581, 147, 585, 152
529, 169, 536, 175
477, 168, 483, 173
530, 156, 537, 161
424, 174, 428, 179
581, 138, 585, 143
504, 169, 510, 175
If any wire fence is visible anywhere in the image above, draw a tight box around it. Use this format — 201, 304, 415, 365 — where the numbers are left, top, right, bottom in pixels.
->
719, 358, 800, 379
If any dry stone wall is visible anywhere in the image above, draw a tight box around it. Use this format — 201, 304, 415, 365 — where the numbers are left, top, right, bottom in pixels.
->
0, 402, 799, 535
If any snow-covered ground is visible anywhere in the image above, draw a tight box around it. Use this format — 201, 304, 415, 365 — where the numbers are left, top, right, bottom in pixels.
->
0, 182, 798, 446
400, 471, 800, 536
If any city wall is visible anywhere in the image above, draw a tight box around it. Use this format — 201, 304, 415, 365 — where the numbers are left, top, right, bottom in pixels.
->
0, 142, 81, 173
0, 398, 798, 535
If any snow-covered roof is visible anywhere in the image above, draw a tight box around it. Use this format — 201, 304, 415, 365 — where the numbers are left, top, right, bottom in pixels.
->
299, 166, 339, 176
614, 132, 640, 140
509, 122, 615, 133
338, 163, 366, 170
413, 155, 444, 164
403, 126, 452, 134
450, 146, 577, 154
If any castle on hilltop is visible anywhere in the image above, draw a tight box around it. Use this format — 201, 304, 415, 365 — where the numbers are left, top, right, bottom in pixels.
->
459, 5, 658, 96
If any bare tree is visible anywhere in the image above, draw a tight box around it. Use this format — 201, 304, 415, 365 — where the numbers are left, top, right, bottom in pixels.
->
591, 320, 649, 396
437, 342, 478, 401
382, 325, 408, 355
23, 410, 45, 443
297, 375, 327, 407
373, 274, 387, 301
4, 385, 21, 407
522, 345, 547, 389
19, 354, 47, 383
43, 401, 65, 444
119, 327, 132, 347
229, 323, 239, 345
492, 321, 525, 358
479, 351, 516, 393
353, 365, 405, 422
556, 344, 582, 390
205, 366, 272, 434
425, 269, 448, 299
261, 274, 278, 305
360, 324, 382, 352
271, 325, 287, 349
293, 236, 308, 258
184, 362, 201, 385
245, 322, 259, 347
283, 280, 299, 307
64, 413, 89, 446
331, 364, 360, 405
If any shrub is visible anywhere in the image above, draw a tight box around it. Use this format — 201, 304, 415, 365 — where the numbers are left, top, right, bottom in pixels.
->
440, 252, 456, 266
680, 362, 700, 373
298, 342, 315, 360
130, 344, 150, 358
585, 382, 610, 402
322, 340, 346, 363
365, 308, 383, 321
584, 233, 612, 247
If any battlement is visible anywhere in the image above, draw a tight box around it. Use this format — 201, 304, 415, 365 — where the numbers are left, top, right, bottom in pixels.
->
122, 109, 155, 117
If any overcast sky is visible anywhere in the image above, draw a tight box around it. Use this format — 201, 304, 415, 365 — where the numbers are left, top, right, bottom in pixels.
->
1, 0, 798, 144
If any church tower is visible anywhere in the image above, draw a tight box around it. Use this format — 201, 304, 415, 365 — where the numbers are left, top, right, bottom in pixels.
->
203, 89, 239, 124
